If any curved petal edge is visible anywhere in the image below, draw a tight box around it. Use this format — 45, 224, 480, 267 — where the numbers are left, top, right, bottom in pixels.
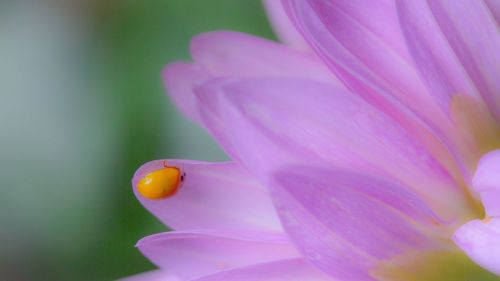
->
454, 218, 500, 276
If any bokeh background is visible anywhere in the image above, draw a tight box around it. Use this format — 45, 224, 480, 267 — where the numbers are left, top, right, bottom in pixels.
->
0, 1, 275, 280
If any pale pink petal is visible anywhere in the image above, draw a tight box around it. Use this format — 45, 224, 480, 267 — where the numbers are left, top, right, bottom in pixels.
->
454, 218, 500, 275
196, 77, 471, 220
473, 150, 500, 216
397, 0, 500, 120
118, 270, 180, 281
137, 230, 300, 280
262, 0, 310, 50
132, 160, 282, 232
190, 31, 341, 87
269, 166, 439, 280
191, 258, 335, 281
163, 62, 211, 123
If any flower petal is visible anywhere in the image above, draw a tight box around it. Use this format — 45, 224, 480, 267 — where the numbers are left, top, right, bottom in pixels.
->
454, 218, 500, 275
269, 166, 439, 280
190, 31, 340, 87
191, 258, 334, 281
396, 0, 500, 120
473, 150, 500, 216
132, 160, 282, 232
163, 62, 211, 123
262, 0, 310, 50
163, 31, 342, 127
196, 77, 470, 220
283, 0, 448, 132
118, 270, 180, 281
137, 230, 300, 280
284, 0, 499, 172
485, 0, 500, 24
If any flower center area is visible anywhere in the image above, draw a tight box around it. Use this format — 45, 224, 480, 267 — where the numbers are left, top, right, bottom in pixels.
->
449, 95, 500, 216
373, 96, 500, 280
372, 250, 498, 281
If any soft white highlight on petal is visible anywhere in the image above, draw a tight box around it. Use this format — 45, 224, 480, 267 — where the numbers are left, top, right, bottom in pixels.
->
454, 218, 500, 275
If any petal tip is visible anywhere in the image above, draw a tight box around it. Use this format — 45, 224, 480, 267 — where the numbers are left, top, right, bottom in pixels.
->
454, 219, 500, 276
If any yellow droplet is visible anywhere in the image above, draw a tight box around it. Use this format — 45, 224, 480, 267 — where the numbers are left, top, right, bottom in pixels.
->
137, 167, 182, 199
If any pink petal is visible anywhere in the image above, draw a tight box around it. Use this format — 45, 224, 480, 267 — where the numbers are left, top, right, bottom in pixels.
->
284, 0, 497, 173
163, 62, 211, 123
163, 31, 342, 127
118, 270, 180, 281
137, 230, 300, 280
485, 0, 500, 24
283, 0, 449, 133
196, 77, 470, 220
262, 0, 310, 50
190, 31, 341, 87
132, 160, 282, 232
397, 0, 500, 120
473, 150, 500, 216
454, 218, 500, 275
191, 258, 334, 281
269, 166, 439, 280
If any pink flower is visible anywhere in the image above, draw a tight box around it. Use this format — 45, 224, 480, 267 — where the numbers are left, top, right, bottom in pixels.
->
123, 1, 500, 280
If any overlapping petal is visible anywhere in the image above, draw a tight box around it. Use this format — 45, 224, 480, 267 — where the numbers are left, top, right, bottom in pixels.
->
163, 31, 342, 127
134, 2, 500, 279
397, 0, 500, 121
262, 0, 310, 50
397, 0, 500, 171
485, 0, 500, 24
118, 270, 180, 281
454, 218, 500, 275
454, 150, 500, 276
283, 0, 500, 175
282, 0, 448, 131
190, 31, 338, 85
163, 62, 210, 123
269, 165, 440, 280
191, 258, 334, 281
472, 150, 500, 216
196, 76, 471, 219
137, 230, 299, 280
132, 160, 282, 232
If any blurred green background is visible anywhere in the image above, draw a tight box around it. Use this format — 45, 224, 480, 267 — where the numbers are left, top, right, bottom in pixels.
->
0, 1, 275, 280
